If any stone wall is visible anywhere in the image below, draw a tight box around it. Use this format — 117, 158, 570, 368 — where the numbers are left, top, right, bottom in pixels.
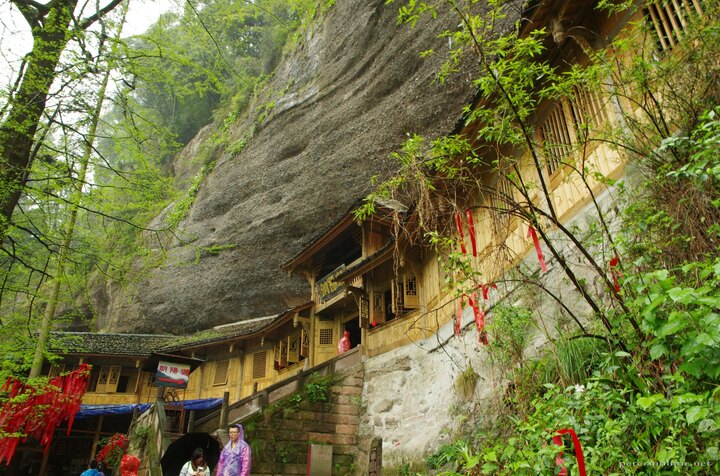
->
357, 184, 625, 469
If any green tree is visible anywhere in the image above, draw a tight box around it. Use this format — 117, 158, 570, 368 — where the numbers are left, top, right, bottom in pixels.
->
0, 0, 125, 240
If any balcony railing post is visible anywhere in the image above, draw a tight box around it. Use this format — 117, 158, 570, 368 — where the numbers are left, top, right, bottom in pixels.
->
219, 391, 230, 428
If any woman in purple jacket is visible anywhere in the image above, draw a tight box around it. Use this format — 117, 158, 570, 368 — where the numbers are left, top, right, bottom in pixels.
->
216, 423, 251, 476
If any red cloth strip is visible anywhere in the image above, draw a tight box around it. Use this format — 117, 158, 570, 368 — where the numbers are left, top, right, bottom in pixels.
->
470, 292, 489, 345
465, 208, 477, 257
454, 212, 467, 255
609, 255, 621, 292
527, 226, 548, 272
0, 364, 90, 464
556, 428, 587, 476
479, 283, 497, 300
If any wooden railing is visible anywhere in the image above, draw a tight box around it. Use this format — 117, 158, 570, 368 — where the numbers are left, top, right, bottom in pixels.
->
127, 400, 171, 476
192, 345, 363, 433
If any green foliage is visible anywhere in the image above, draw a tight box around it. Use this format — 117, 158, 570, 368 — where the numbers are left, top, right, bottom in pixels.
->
485, 305, 534, 371
304, 376, 333, 403
630, 262, 720, 382
193, 244, 237, 265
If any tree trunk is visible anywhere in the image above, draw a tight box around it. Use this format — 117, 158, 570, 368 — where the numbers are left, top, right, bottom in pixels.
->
0, 0, 77, 239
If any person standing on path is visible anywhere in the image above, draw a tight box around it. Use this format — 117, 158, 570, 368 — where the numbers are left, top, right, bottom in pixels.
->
216, 423, 251, 476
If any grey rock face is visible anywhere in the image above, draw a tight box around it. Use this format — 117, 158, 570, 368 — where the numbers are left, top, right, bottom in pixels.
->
98, 0, 477, 333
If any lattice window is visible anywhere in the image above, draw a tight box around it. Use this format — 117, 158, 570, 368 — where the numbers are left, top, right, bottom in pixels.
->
318, 314, 334, 321
540, 85, 608, 177
491, 175, 516, 233
213, 360, 230, 386
647, 0, 705, 51
540, 103, 574, 176
252, 351, 267, 380
319, 328, 334, 345
403, 275, 419, 309
570, 86, 607, 132
288, 335, 299, 363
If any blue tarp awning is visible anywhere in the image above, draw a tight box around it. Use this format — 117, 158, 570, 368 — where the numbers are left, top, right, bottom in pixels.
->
75, 398, 223, 419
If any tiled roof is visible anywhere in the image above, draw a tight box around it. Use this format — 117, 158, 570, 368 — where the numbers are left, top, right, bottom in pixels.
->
160, 302, 313, 351
50, 303, 312, 356
159, 314, 285, 351
50, 332, 177, 356
334, 239, 395, 281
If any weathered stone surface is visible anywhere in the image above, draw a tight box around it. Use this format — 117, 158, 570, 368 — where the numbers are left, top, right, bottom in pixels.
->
95, 0, 477, 333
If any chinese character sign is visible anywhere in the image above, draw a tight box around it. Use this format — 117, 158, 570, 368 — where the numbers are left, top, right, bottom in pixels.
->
156, 361, 191, 388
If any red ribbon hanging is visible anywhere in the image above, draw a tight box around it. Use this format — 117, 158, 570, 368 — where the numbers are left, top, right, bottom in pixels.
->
469, 293, 488, 345
465, 208, 477, 257
0, 364, 91, 464
609, 255, 621, 293
552, 428, 587, 476
527, 226, 548, 272
479, 282, 497, 300
454, 212, 467, 255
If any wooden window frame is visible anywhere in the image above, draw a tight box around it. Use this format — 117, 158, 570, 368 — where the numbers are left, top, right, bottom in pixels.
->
212, 359, 230, 386
251, 351, 267, 380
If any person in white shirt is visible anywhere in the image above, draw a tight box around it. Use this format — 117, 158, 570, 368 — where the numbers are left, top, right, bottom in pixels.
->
179, 447, 211, 476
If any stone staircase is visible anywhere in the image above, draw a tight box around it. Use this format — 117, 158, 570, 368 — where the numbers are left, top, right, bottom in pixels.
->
192, 347, 366, 475
250, 367, 365, 475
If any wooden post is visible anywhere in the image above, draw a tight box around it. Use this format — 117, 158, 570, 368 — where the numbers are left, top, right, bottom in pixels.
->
39, 447, 50, 475
219, 391, 230, 428
90, 415, 104, 460
188, 410, 196, 433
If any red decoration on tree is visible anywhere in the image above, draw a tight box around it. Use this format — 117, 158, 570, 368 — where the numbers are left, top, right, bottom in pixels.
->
464, 208, 477, 257
527, 226, 548, 272
454, 212, 467, 255
0, 364, 91, 464
552, 428, 587, 476
479, 282, 497, 300
609, 255, 621, 292
470, 293, 488, 345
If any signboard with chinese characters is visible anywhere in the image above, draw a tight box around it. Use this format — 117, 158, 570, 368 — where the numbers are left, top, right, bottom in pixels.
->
359, 296, 370, 329
156, 361, 191, 388
316, 264, 347, 302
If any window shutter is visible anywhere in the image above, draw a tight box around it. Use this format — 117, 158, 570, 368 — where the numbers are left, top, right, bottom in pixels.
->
300, 329, 310, 357
279, 339, 288, 367
252, 351, 267, 380
372, 290, 386, 324
213, 360, 230, 386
